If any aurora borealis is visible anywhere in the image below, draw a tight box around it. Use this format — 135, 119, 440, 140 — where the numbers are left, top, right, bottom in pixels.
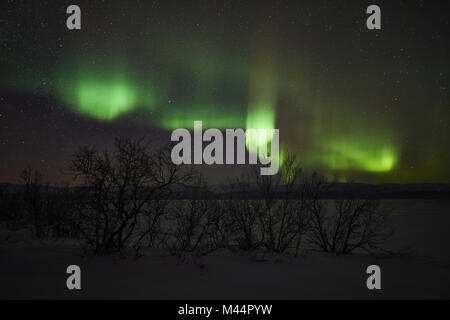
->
1, 0, 449, 183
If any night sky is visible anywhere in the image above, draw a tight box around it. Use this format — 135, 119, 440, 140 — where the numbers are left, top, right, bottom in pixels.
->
1, 0, 449, 184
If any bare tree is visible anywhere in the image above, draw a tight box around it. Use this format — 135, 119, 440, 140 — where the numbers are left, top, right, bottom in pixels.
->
304, 172, 331, 252
69, 137, 197, 255
0, 184, 23, 231
257, 153, 309, 254
19, 166, 44, 237
132, 197, 168, 257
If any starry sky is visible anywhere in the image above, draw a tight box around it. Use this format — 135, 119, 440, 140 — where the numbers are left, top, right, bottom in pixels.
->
0, 0, 449, 184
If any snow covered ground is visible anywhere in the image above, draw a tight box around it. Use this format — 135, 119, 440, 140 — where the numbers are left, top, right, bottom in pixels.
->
1, 199, 449, 299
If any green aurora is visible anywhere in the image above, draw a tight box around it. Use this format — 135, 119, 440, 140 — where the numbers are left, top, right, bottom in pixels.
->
50, 53, 405, 183
2, 0, 449, 184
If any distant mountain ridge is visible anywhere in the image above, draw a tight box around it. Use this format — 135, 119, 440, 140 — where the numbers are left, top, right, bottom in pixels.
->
1, 182, 449, 200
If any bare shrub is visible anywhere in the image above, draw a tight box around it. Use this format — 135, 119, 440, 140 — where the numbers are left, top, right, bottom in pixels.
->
1, 170, 77, 238
306, 174, 391, 254
223, 153, 309, 255
224, 174, 265, 251
41, 184, 78, 238
161, 178, 226, 257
